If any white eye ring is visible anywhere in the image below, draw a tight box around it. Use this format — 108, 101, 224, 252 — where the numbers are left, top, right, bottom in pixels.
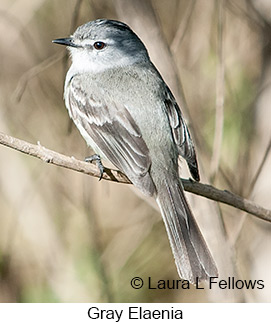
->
93, 41, 106, 50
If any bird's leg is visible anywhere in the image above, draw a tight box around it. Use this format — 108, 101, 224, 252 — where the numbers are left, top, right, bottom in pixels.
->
85, 154, 104, 181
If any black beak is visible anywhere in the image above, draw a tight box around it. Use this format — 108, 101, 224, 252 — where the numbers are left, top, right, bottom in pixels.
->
52, 37, 78, 48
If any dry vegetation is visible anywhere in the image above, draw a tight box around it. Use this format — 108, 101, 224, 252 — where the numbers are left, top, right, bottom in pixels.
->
0, 0, 271, 302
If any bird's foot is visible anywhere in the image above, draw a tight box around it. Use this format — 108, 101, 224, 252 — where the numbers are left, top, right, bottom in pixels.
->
85, 154, 104, 181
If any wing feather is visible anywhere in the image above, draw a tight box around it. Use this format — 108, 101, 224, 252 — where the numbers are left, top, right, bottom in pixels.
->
164, 87, 200, 181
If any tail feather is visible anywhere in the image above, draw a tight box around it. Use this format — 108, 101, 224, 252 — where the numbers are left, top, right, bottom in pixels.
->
156, 177, 217, 283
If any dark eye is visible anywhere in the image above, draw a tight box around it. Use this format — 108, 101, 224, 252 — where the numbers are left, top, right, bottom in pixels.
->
93, 41, 106, 50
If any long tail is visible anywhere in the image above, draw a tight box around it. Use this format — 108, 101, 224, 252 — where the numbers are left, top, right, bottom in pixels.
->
156, 177, 218, 283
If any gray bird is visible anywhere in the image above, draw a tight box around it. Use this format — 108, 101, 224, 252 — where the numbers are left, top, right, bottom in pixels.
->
53, 19, 217, 283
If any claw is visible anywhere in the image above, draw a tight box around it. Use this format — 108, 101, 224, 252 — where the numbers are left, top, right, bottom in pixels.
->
85, 154, 104, 181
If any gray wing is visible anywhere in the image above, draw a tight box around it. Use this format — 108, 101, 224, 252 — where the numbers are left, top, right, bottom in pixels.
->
164, 87, 200, 181
66, 76, 156, 196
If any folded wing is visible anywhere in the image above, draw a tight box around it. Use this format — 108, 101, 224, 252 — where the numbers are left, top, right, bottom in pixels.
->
66, 76, 156, 196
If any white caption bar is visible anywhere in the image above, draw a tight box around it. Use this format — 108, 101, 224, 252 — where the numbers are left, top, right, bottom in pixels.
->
0, 303, 268, 322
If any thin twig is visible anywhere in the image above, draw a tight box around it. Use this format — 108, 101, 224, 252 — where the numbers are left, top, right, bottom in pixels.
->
211, 0, 225, 181
12, 52, 65, 102
170, 0, 197, 54
182, 179, 271, 223
0, 131, 270, 223
70, 0, 84, 34
0, 132, 128, 183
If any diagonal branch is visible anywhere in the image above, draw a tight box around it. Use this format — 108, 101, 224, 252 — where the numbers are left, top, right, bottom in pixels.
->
0, 131, 270, 223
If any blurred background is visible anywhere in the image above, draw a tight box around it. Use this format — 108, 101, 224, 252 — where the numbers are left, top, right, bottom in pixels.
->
0, 0, 271, 302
